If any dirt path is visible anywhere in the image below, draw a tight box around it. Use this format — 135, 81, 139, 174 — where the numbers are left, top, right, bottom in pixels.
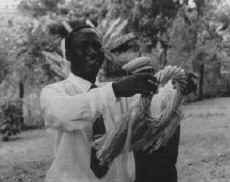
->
0, 97, 230, 182
0, 130, 53, 182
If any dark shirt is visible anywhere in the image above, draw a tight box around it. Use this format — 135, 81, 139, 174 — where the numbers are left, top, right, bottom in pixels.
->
134, 126, 180, 182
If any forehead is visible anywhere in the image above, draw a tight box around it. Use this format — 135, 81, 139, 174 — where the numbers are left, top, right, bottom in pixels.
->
71, 28, 102, 46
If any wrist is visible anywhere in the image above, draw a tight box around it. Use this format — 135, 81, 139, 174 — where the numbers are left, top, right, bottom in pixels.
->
112, 82, 120, 98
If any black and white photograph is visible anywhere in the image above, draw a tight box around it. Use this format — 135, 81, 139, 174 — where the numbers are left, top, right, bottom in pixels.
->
0, 0, 230, 182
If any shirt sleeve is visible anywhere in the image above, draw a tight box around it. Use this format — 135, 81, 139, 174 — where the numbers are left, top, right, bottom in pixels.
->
40, 83, 118, 132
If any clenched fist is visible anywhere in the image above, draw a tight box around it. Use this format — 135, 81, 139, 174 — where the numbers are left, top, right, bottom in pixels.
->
112, 73, 159, 97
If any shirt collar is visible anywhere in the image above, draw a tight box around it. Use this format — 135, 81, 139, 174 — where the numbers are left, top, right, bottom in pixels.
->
67, 73, 92, 92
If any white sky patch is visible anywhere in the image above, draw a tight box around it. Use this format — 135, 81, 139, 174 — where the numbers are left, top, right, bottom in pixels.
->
188, 0, 196, 8
0, 0, 20, 8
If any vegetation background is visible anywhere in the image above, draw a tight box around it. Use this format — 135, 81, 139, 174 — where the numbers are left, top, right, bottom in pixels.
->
1, 0, 230, 136
0, 0, 230, 181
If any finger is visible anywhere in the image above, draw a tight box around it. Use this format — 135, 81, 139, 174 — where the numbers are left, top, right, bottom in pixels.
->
151, 85, 158, 93
146, 82, 158, 93
147, 81, 158, 92
177, 80, 188, 87
148, 75, 159, 85
145, 73, 158, 82
147, 79, 159, 86
141, 91, 151, 96
175, 78, 188, 84
173, 76, 187, 81
133, 88, 149, 95
134, 88, 150, 95
188, 72, 199, 79
172, 80, 187, 89
136, 82, 156, 94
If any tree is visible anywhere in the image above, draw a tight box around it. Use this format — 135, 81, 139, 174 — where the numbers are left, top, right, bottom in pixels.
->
18, 0, 107, 23
15, 0, 230, 100
167, 0, 230, 99
18, 0, 64, 17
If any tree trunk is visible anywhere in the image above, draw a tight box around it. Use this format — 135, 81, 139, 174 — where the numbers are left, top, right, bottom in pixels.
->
19, 81, 24, 98
160, 45, 168, 68
199, 64, 204, 100
19, 81, 24, 128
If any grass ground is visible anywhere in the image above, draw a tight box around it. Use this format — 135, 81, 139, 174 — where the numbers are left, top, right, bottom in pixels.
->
178, 97, 230, 182
0, 97, 230, 182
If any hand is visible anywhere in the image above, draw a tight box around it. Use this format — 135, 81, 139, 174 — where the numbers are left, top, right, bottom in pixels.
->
173, 72, 198, 95
112, 73, 159, 97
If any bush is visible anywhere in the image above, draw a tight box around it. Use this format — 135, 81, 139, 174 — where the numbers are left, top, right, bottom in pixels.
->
0, 99, 23, 141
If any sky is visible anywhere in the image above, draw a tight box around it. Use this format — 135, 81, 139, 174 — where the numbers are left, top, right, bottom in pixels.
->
0, 0, 20, 8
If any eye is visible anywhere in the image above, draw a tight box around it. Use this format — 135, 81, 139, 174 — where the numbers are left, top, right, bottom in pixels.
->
79, 42, 89, 49
92, 42, 102, 49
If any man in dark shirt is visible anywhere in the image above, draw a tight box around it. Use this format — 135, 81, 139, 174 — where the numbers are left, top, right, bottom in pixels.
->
134, 127, 180, 182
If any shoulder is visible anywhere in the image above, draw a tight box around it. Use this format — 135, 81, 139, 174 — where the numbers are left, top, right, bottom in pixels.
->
97, 81, 111, 87
40, 80, 67, 98
42, 80, 67, 92
40, 80, 68, 108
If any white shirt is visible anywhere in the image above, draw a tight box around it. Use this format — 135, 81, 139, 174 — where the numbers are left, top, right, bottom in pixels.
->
40, 73, 139, 182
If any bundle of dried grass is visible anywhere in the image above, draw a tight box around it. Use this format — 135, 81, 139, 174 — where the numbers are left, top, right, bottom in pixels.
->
95, 66, 187, 166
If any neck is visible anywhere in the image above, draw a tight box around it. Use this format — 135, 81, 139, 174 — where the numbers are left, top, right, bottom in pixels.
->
71, 68, 96, 84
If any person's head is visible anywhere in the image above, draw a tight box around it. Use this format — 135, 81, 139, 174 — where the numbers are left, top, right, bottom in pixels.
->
49, 20, 104, 83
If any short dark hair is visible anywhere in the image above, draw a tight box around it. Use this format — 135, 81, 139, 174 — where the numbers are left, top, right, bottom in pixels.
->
49, 20, 101, 62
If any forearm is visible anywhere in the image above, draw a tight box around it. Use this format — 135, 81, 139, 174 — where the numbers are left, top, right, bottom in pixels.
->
40, 83, 117, 130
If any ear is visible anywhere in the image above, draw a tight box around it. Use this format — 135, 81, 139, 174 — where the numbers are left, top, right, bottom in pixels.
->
48, 22, 70, 38
68, 19, 86, 30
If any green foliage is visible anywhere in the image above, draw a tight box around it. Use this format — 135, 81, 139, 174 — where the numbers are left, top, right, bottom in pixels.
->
64, 0, 107, 21
18, 0, 65, 17
0, 99, 23, 141
41, 51, 68, 79
7, 15, 64, 87
97, 17, 137, 77
18, 0, 107, 23
0, 51, 10, 84
107, 0, 183, 47
0, 11, 66, 128
12, 0, 230, 98
21, 22, 62, 85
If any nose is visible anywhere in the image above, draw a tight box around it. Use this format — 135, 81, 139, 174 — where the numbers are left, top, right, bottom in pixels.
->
86, 45, 103, 59
88, 45, 100, 54
88, 46, 98, 55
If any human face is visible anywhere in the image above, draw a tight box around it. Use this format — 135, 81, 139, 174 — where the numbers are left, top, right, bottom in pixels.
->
71, 39, 104, 82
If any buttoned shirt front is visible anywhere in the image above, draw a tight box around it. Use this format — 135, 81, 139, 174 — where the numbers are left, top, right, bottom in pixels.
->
40, 73, 138, 182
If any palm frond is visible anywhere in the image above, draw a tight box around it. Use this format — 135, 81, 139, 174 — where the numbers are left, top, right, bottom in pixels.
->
106, 19, 128, 42
42, 51, 68, 79
97, 17, 136, 77
42, 51, 64, 66
97, 18, 110, 34
102, 18, 123, 44
105, 32, 136, 50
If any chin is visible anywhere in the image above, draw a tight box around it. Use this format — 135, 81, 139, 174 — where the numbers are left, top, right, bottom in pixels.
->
83, 67, 99, 82
87, 73, 98, 83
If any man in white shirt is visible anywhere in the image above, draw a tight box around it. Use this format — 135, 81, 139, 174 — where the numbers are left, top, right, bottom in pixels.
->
40, 20, 158, 182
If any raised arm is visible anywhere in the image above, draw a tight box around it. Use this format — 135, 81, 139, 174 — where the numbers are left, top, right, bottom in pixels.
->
40, 73, 158, 132
40, 83, 117, 131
